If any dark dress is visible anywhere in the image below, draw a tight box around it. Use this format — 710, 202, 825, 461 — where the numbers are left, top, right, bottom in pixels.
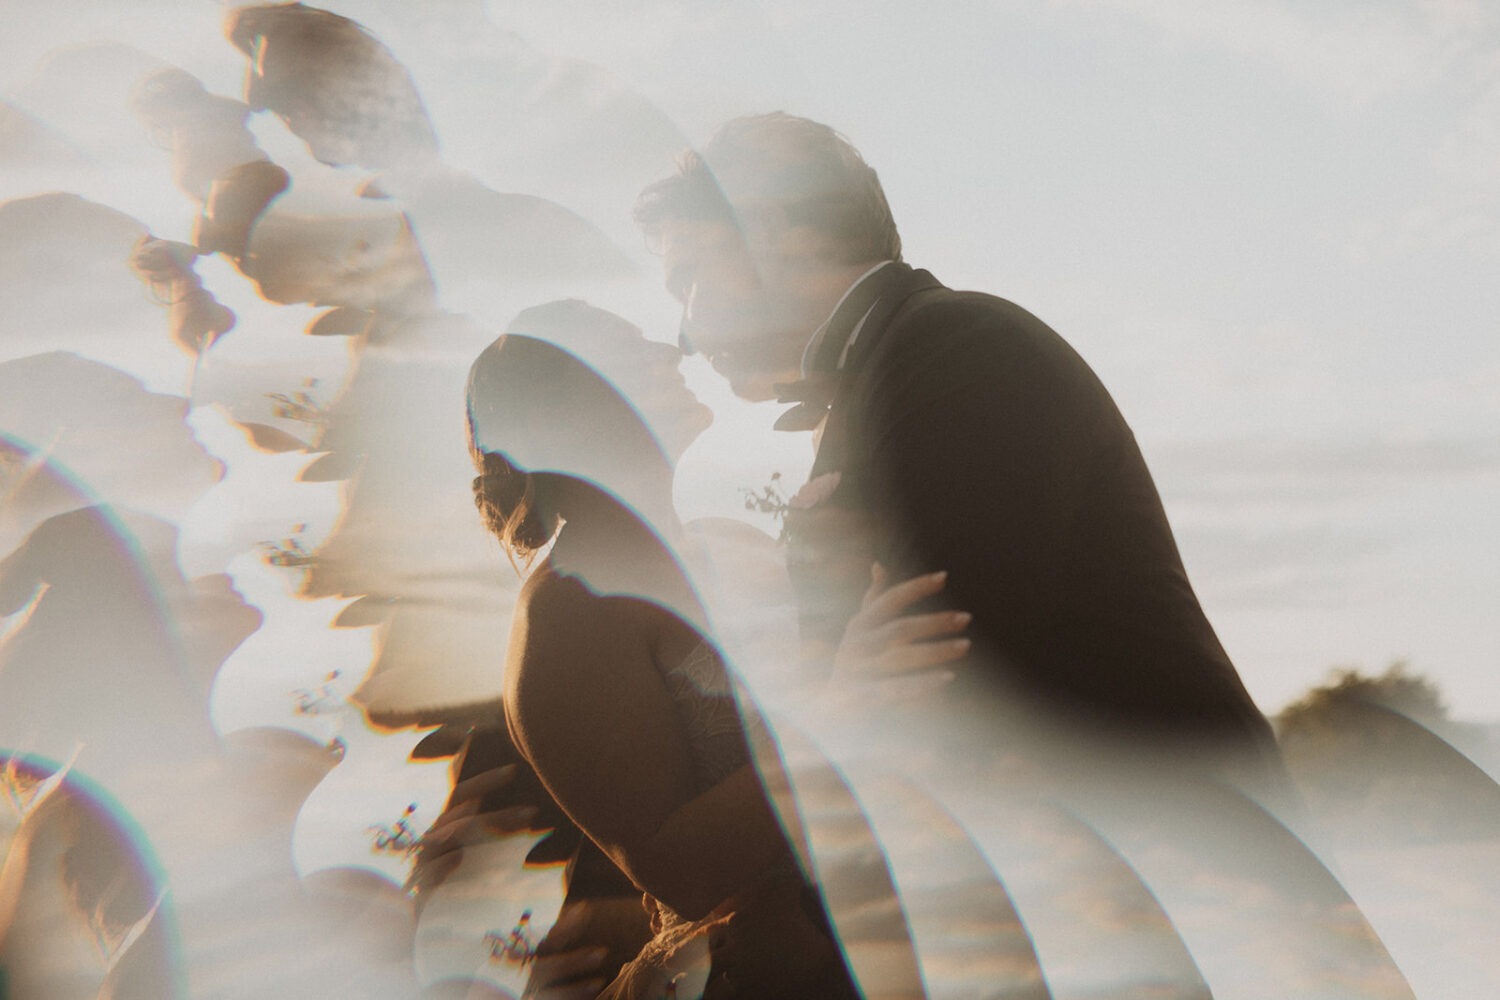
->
599, 641, 860, 1000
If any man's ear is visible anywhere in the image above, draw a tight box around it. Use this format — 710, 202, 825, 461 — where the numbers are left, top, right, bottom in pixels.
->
776, 224, 844, 269
734, 201, 792, 262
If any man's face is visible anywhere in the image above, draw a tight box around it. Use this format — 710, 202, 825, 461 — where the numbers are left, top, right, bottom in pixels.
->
659, 218, 813, 402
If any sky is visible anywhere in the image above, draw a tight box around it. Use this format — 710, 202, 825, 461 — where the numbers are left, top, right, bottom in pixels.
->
2, 0, 1495, 717
491, 0, 1500, 719
441, 0, 1498, 718
2, 1, 1499, 996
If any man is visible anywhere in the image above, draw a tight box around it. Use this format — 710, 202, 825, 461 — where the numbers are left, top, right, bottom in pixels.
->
635, 112, 1277, 765
631, 115, 1436, 1000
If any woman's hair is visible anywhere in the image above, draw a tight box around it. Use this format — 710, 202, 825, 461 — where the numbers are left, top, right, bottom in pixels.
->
469, 449, 560, 571
466, 331, 671, 569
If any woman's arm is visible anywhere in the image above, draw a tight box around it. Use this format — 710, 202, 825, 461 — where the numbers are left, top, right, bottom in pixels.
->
621, 760, 791, 919
505, 574, 790, 920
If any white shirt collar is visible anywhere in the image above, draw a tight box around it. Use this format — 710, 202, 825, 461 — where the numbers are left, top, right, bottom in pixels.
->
799, 260, 896, 378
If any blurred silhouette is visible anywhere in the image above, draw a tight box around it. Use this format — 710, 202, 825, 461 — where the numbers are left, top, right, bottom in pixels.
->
0, 352, 211, 543
227, 2, 440, 171
140, 5, 657, 728
255, 0, 689, 244
0, 753, 177, 1000
5, 41, 172, 179
0, 194, 194, 387
0, 5, 1493, 997
129, 236, 240, 355
224, 3, 636, 292
0, 362, 227, 760
0, 504, 224, 786
0, 99, 90, 187
128, 47, 433, 322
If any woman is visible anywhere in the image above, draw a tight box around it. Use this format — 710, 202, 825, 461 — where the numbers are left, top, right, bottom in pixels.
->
454, 298, 973, 997
464, 313, 858, 998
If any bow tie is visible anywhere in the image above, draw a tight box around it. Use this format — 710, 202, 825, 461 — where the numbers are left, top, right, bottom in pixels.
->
773, 372, 839, 431
771, 262, 911, 432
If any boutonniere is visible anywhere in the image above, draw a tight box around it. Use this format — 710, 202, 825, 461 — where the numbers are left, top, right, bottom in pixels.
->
739, 471, 845, 543
740, 471, 789, 521
788, 471, 842, 511
772, 373, 840, 432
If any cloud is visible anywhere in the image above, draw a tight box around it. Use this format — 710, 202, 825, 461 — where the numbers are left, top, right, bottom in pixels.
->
1050, 0, 1500, 261
1157, 435, 1500, 505
1135, 435, 1500, 610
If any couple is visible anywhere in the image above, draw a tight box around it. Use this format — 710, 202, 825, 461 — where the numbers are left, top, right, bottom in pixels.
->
450, 113, 1278, 997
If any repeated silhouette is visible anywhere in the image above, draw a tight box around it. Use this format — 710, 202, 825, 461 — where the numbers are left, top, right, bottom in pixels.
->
1, 4, 1496, 1000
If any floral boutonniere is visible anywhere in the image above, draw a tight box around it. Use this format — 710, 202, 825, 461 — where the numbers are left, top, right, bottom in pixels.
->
739, 471, 845, 542
739, 471, 788, 519
788, 471, 842, 511
780, 471, 850, 546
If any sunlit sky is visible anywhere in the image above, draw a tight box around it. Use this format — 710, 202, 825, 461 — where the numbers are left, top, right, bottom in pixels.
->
456, 0, 1500, 719
513, 0, 1500, 719
1, 0, 1496, 726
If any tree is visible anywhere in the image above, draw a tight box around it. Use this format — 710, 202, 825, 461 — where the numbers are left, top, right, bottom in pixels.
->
1275, 662, 1500, 844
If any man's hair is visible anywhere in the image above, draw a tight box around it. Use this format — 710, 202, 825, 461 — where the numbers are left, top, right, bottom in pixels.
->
635, 112, 901, 264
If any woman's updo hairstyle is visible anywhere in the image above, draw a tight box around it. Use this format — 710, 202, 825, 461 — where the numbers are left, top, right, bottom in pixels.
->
466, 331, 670, 569
470, 449, 560, 567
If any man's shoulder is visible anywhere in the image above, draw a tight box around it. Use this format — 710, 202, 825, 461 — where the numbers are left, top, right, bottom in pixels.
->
849, 272, 1122, 434
889, 281, 1056, 341
869, 276, 1081, 377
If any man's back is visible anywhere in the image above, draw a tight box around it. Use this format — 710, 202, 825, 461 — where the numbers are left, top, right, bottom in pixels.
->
808, 268, 1273, 752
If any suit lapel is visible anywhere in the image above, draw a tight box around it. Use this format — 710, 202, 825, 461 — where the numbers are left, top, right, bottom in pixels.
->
811, 267, 944, 480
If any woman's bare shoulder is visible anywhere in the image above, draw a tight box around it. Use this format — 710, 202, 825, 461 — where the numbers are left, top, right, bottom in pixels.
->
521, 558, 694, 633
515, 560, 590, 616
507, 563, 675, 696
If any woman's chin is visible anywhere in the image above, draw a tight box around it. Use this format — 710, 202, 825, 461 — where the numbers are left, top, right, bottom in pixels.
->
650, 400, 714, 467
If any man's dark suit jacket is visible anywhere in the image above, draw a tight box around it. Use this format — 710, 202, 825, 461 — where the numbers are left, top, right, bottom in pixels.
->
785, 263, 1274, 753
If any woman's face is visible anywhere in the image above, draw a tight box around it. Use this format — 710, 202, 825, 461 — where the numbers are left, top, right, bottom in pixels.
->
613, 334, 713, 465
530, 311, 713, 466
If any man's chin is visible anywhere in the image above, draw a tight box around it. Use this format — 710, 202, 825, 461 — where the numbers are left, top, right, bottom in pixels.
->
726, 372, 780, 403
713, 361, 794, 403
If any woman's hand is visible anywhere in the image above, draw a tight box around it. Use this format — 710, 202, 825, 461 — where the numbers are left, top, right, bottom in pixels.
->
524, 896, 652, 999
523, 930, 609, 1000
831, 565, 970, 696
405, 765, 538, 900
